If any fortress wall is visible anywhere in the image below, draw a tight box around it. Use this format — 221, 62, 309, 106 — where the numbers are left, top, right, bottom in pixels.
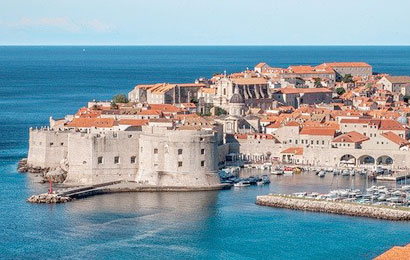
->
27, 129, 68, 168
137, 128, 220, 187
234, 139, 282, 158
65, 132, 140, 185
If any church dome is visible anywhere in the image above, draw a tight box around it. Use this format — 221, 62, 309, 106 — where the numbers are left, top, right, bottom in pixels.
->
398, 115, 408, 125
229, 93, 244, 104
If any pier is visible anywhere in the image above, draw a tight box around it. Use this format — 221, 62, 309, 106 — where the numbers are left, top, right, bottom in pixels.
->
256, 194, 410, 221
376, 173, 410, 182
27, 181, 231, 203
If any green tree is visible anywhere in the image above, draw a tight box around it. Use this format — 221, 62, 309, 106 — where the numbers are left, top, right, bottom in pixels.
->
313, 77, 322, 87
342, 74, 354, 83
112, 94, 128, 103
336, 87, 346, 96
110, 101, 118, 109
214, 107, 227, 116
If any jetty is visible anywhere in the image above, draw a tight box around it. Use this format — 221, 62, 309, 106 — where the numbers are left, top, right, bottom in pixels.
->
27, 181, 231, 203
376, 172, 410, 182
256, 194, 410, 221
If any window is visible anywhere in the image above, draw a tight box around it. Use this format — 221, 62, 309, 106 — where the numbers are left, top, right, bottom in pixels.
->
49, 142, 54, 146
200, 138, 204, 141
201, 149, 205, 155
114, 156, 120, 164
178, 149, 183, 155
178, 161, 183, 167
322, 140, 325, 145
311, 140, 313, 145
98, 156, 103, 164
295, 140, 298, 144
154, 148, 158, 154
60, 142, 64, 146
130, 156, 136, 164
316, 140, 319, 145
201, 161, 205, 167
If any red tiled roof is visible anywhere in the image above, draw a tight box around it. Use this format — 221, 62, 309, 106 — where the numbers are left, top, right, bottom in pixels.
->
379, 119, 405, 131
381, 132, 409, 146
66, 118, 117, 128
300, 127, 336, 136
279, 88, 332, 94
321, 62, 371, 68
332, 131, 369, 143
137, 109, 162, 116
255, 62, 267, 69
281, 147, 303, 155
231, 77, 268, 85
148, 104, 181, 113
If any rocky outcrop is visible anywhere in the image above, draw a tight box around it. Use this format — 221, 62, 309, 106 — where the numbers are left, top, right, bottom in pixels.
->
256, 195, 410, 221
17, 158, 67, 183
17, 158, 49, 174
27, 193, 72, 203
44, 168, 67, 183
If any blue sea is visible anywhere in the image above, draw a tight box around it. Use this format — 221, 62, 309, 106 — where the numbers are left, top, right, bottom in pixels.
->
1, 46, 410, 260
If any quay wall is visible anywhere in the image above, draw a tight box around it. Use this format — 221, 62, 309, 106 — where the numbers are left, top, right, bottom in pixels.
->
256, 195, 410, 221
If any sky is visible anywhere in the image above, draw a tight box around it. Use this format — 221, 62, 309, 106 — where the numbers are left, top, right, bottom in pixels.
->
1, 0, 410, 45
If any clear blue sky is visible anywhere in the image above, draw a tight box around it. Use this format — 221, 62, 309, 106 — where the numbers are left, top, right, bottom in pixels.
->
1, 0, 410, 45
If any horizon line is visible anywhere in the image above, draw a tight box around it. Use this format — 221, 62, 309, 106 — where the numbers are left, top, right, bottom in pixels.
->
1, 44, 410, 47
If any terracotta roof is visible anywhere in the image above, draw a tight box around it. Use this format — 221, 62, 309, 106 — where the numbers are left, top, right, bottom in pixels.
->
285, 121, 300, 127
181, 103, 196, 108
281, 147, 303, 155
199, 87, 216, 94
332, 131, 369, 143
137, 109, 162, 116
231, 77, 268, 85
379, 119, 405, 131
278, 88, 332, 94
118, 119, 148, 126
66, 118, 117, 128
288, 65, 334, 74
266, 121, 281, 128
300, 127, 336, 136
321, 62, 371, 67
374, 243, 410, 260
148, 104, 180, 113
384, 76, 410, 84
381, 131, 409, 146
255, 62, 268, 69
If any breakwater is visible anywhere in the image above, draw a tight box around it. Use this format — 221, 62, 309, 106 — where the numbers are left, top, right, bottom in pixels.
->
256, 194, 410, 221
28, 181, 231, 203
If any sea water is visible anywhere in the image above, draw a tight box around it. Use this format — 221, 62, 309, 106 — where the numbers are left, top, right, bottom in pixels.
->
1, 46, 410, 260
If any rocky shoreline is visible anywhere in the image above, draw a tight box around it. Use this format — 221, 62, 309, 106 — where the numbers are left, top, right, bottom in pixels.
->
27, 193, 72, 203
256, 194, 410, 221
17, 158, 67, 183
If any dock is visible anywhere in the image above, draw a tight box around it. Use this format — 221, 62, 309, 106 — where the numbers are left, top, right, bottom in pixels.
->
27, 181, 231, 203
376, 173, 410, 182
256, 194, 410, 221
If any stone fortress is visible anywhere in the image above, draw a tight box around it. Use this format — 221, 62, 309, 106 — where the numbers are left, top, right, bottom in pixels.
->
27, 124, 223, 188
25, 60, 410, 187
